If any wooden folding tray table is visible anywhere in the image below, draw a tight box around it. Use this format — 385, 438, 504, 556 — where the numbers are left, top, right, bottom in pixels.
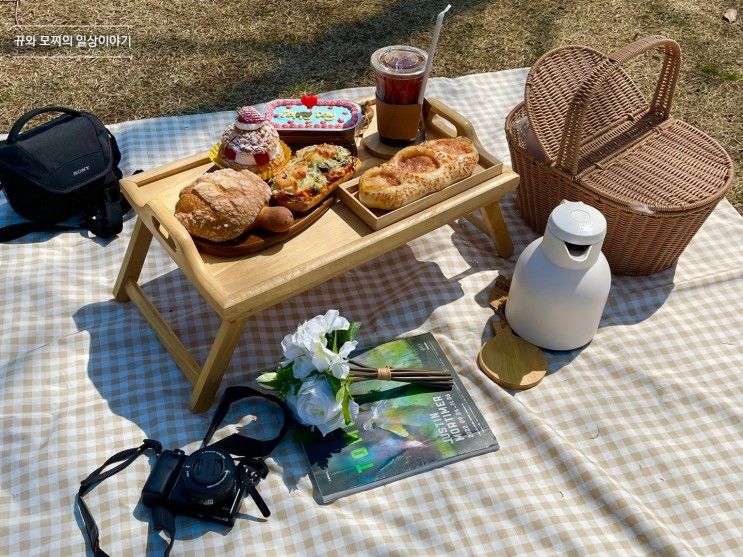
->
113, 99, 520, 412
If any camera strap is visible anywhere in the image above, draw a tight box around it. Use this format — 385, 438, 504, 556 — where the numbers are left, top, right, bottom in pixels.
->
77, 438, 164, 557
76, 386, 292, 556
201, 385, 292, 456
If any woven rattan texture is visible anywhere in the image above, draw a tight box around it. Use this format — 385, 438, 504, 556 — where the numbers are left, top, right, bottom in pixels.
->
582, 120, 733, 209
525, 46, 646, 167
508, 35, 734, 275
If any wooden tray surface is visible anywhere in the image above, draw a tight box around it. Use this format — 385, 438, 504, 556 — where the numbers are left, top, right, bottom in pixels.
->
336, 98, 503, 230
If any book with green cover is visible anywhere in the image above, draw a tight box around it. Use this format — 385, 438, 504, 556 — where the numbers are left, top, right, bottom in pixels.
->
302, 332, 499, 503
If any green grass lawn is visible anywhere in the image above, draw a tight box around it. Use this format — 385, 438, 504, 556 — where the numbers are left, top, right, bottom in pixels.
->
0, 0, 740, 211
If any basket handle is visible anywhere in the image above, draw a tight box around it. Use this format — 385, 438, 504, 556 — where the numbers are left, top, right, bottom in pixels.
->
556, 35, 682, 174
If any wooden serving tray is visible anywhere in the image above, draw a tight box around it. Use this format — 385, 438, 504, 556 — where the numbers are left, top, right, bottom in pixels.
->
339, 158, 501, 231
114, 97, 520, 413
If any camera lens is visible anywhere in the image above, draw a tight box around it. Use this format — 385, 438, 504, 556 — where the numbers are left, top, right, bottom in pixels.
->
181, 448, 238, 506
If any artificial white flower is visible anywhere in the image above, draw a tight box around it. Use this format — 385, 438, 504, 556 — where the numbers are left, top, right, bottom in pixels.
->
280, 310, 355, 379
291, 352, 317, 379
328, 340, 358, 379
280, 318, 324, 364
308, 338, 357, 379
289, 375, 359, 436
315, 309, 350, 334
255, 371, 277, 386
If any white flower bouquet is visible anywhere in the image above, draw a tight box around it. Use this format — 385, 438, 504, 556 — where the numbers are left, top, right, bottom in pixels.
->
258, 310, 452, 436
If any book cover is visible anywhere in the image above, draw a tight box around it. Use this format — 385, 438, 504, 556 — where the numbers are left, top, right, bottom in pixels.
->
302, 332, 499, 503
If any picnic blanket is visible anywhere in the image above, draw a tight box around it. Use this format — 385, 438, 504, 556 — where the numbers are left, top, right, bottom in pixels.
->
2, 70, 742, 556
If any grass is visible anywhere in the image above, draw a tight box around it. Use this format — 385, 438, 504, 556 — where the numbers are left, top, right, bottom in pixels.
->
0, 0, 741, 212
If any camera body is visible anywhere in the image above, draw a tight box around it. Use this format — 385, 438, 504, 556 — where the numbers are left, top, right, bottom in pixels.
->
141, 446, 266, 526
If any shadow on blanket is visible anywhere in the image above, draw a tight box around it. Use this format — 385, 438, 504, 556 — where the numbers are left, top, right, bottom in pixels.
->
447, 214, 676, 387
72, 243, 464, 497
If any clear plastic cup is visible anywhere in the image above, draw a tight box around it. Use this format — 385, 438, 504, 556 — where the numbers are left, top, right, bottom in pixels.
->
371, 45, 428, 144
372, 45, 428, 105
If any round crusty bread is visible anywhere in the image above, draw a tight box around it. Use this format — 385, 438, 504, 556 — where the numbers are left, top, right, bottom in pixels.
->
175, 168, 271, 242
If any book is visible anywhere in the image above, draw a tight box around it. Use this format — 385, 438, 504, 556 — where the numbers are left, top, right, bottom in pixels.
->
302, 332, 499, 503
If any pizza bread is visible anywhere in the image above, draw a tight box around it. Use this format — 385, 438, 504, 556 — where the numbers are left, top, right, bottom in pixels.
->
358, 137, 479, 210
425, 137, 480, 181
272, 144, 361, 212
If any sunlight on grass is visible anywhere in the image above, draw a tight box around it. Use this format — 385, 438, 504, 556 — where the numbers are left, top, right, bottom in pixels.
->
0, 0, 740, 212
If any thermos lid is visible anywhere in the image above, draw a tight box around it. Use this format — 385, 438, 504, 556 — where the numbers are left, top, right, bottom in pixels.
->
547, 201, 607, 246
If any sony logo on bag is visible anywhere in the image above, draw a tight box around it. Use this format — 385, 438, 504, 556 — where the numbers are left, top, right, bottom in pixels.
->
73, 165, 90, 176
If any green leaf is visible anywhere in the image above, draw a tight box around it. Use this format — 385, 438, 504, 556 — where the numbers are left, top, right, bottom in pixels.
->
325, 373, 341, 397
341, 386, 352, 424
335, 322, 361, 348
348, 321, 361, 341
269, 363, 302, 398
340, 378, 354, 425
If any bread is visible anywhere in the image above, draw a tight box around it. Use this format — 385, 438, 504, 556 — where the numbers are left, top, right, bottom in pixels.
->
359, 137, 479, 210
272, 144, 361, 212
175, 168, 293, 242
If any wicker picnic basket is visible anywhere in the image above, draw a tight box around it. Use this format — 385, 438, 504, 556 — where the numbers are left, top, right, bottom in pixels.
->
506, 35, 734, 275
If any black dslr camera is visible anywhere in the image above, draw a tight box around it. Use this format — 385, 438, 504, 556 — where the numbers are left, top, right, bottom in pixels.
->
142, 446, 269, 526
77, 387, 291, 556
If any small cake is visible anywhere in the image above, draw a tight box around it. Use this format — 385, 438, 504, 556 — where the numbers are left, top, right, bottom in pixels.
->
263, 96, 362, 146
214, 106, 290, 180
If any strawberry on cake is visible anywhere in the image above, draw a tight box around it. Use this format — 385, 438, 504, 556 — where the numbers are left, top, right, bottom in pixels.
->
213, 106, 290, 180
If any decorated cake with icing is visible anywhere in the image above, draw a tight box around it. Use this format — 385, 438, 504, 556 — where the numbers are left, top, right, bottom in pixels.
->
214, 106, 290, 180
264, 96, 362, 132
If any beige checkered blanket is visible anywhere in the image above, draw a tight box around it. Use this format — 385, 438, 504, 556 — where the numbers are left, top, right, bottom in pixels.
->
1, 71, 742, 556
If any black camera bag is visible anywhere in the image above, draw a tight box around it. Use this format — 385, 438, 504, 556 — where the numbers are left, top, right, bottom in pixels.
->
0, 106, 129, 241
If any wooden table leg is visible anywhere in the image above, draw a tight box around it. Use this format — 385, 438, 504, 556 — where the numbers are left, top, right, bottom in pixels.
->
113, 217, 248, 413
482, 201, 514, 259
190, 318, 247, 413
113, 217, 153, 302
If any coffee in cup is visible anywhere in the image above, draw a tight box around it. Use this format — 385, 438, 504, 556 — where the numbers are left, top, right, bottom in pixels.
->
371, 45, 428, 145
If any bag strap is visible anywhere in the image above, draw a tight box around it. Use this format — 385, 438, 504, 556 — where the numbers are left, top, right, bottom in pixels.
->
0, 221, 82, 241
86, 185, 124, 238
6, 106, 82, 144
201, 386, 293, 457
77, 439, 166, 557
83, 129, 125, 238
0, 190, 123, 240
108, 131, 124, 180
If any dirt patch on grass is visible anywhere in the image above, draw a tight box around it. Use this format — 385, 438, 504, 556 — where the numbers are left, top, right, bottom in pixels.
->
1, 0, 741, 212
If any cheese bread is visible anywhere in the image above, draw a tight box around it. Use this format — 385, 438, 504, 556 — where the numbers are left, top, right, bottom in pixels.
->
359, 137, 478, 210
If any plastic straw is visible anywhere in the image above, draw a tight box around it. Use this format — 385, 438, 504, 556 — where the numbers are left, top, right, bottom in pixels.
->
417, 4, 452, 105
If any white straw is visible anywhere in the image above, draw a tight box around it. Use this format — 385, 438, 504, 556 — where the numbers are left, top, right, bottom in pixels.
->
417, 4, 452, 105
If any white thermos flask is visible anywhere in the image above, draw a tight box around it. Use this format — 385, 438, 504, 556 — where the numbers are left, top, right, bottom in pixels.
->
506, 201, 611, 350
